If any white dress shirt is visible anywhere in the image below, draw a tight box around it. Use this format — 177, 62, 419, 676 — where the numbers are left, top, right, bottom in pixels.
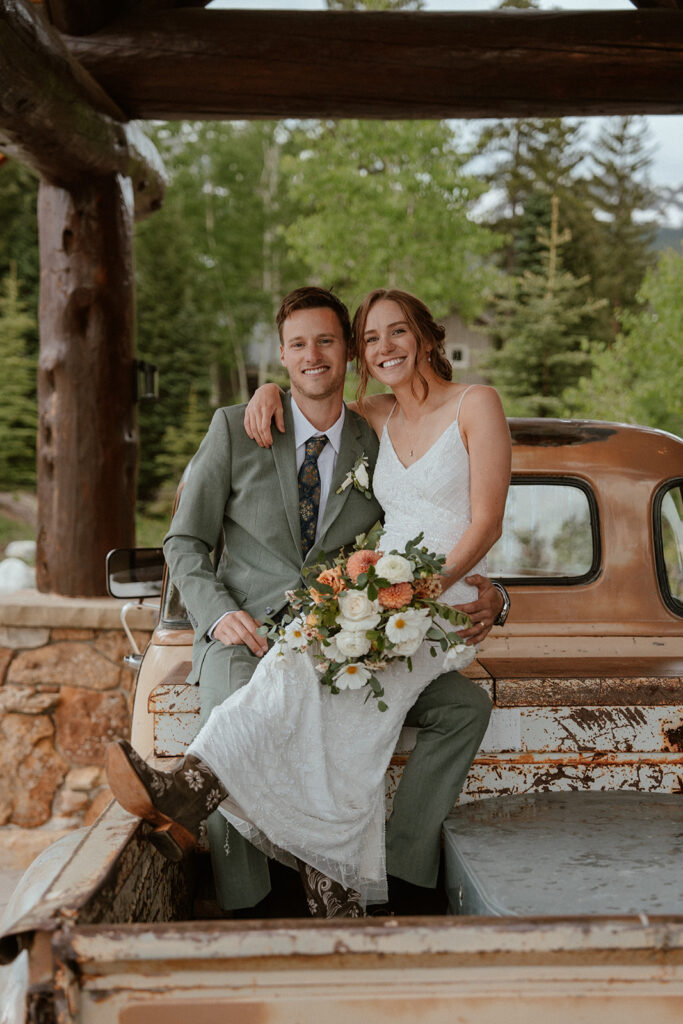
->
209, 398, 345, 638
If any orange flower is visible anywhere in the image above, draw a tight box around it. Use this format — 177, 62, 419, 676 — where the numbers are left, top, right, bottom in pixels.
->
378, 582, 413, 609
413, 577, 443, 600
346, 549, 381, 582
310, 565, 346, 604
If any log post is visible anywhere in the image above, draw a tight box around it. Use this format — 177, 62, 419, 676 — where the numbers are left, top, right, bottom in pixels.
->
36, 176, 137, 596
0, 0, 168, 595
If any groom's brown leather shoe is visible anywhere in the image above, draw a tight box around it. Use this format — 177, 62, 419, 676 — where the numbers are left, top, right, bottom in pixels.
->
106, 740, 227, 861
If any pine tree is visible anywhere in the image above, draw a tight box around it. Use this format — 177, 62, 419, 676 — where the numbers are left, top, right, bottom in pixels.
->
472, 117, 585, 275
147, 388, 212, 520
484, 196, 605, 417
0, 263, 37, 487
588, 116, 658, 331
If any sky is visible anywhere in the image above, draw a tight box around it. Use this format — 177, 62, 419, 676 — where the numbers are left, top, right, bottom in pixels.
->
209, 1, 683, 221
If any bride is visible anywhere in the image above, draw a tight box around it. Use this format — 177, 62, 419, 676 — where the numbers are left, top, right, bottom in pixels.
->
106, 287, 510, 918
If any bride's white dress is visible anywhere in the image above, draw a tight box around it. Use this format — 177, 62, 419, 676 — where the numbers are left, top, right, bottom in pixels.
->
188, 401, 485, 905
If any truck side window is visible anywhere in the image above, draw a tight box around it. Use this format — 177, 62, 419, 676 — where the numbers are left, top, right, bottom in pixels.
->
488, 478, 599, 584
654, 480, 683, 616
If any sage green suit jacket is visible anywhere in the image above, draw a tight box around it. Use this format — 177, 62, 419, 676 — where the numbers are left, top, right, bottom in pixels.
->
164, 393, 383, 686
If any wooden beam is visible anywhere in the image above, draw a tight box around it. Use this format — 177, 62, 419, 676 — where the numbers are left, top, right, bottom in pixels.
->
62, 9, 683, 120
43, 0, 209, 37
630, 1, 683, 10
0, 0, 165, 218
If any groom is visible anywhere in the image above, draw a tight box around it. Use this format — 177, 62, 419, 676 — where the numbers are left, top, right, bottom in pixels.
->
164, 286, 505, 914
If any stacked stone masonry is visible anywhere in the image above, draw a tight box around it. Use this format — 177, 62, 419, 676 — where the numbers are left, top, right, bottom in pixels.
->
0, 592, 155, 869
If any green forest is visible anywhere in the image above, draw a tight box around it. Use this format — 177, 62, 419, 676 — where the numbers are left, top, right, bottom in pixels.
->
1, 110, 682, 542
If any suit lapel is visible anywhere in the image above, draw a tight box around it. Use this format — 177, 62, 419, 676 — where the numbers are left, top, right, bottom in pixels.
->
316, 410, 368, 551
271, 395, 303, 558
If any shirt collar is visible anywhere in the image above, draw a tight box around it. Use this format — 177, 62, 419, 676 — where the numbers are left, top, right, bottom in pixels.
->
291, 397, 345, 454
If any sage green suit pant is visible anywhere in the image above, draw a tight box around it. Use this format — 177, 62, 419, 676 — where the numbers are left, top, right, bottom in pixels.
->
198, 639, 491, 909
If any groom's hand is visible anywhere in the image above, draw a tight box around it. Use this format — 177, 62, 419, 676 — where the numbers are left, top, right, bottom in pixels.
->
213, 610, 268, 657
451, 575, 503, 645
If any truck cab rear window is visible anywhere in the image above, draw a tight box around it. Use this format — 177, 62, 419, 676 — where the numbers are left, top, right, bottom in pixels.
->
654, 480, 683, 616
488, 478, 599, 584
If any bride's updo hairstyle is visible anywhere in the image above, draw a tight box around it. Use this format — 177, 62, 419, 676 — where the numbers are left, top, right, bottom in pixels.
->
352, 288, 452, 404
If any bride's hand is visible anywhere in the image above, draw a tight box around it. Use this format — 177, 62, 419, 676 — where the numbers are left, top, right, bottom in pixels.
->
244, 383, 285, 447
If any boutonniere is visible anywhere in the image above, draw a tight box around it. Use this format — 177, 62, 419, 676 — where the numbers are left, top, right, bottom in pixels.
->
336, 454, 373, 500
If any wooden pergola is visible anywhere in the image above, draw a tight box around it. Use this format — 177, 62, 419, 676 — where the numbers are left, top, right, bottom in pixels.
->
0, 0, 682, 596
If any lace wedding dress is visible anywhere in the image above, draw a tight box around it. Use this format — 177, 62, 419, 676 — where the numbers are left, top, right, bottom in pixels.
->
188, 397, 485, 906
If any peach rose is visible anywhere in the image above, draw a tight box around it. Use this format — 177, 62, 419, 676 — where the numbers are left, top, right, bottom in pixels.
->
310, 565, 346, 604
346, 549, 381, 582
378, 582, 413, 609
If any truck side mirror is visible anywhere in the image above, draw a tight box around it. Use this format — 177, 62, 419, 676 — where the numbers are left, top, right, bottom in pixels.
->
106, 548, 165, 599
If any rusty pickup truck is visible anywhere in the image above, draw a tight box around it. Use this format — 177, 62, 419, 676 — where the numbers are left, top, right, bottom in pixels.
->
2, 417, 682, 1024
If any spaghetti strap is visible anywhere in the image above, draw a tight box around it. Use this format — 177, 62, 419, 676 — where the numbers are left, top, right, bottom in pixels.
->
455, 384, 476, 425
383, 401, 399, 431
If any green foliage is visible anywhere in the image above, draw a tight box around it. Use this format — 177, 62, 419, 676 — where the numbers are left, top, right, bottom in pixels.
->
282, 119, 501, 319
0, 264, 37, 487
565, 246, 683, 437
0, 161, 39, 357
135, 121, 306, 500
155, 387, 212, 486
0, 509, 35, 553
484, 197, 605, 417
146, 387, 213, 521
134, 512, 168, 550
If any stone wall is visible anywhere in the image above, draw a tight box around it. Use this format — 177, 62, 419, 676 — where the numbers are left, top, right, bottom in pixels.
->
0, 590, 156, 869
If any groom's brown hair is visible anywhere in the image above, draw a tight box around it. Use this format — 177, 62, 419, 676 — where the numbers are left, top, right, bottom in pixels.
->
276, 287, 352, 348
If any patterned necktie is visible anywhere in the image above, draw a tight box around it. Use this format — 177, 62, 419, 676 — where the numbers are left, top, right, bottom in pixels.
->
298, 434, 328, 558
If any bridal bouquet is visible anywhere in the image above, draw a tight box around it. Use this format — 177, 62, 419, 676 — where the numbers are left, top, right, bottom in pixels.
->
265, 529, 471, 711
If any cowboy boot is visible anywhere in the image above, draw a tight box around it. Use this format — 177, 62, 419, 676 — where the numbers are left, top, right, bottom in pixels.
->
297, 860, 365, 919
106, 739, 227, 862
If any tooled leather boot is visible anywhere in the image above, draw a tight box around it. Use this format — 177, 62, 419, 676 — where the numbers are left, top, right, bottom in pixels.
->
106, 739, 227, 861
297, 859, 365, 919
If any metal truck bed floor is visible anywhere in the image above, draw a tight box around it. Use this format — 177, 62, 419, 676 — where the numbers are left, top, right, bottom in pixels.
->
444, 791, 683, 917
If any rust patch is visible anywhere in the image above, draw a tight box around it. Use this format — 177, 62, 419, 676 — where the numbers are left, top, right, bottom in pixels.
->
120, 1002, 271, 1024
496, 677, 683, 708
663, 724, 683, 753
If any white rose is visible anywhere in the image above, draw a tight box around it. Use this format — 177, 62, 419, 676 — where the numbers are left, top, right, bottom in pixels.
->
335, 629, 372, 659
336, 612, 381, 633
375, 553, 414, 585
281, 617, 309, 652
391, 634, 424, 657
338, 589, 380, 622
321, 634, 343, 663
355, 463, 370, 490
385, 607, 431, 647
334, 663, 371, 690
